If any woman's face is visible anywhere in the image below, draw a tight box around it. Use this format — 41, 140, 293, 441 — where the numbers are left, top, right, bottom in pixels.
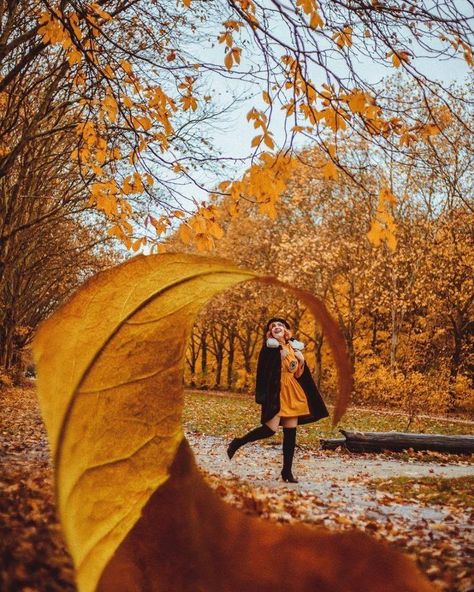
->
270, 321, 287, 340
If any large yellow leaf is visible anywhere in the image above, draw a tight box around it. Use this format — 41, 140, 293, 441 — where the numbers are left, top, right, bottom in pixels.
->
33, 253, 432, 592
33, 255, 252, 591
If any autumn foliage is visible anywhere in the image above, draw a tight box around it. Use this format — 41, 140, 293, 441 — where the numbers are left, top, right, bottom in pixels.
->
169, 119, 473, 416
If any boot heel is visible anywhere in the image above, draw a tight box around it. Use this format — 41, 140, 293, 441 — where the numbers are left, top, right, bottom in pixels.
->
281, 470, 298, 483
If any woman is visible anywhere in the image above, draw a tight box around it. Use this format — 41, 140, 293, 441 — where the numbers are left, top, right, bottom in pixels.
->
227, 317, 329, 482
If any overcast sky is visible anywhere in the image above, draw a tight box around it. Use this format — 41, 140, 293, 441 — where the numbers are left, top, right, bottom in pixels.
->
179, 14, 473, 206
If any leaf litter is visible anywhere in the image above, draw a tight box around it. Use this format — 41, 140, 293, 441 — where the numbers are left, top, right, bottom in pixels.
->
1, 385, 473, 592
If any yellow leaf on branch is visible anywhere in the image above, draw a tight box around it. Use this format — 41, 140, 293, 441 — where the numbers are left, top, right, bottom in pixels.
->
224, 51, 233, 71
67, 48, 82, 66
181, 95, 198, 111
387, 50, 411, 68
102, 95, 118, 123
149, 216, 168, 236
296, 0, 324, 28
251, 135, 262, 147
258, 199, 278, 219
333, 26, 353, 48
344, 89, 369, 114
178, 223, 193, 244
103, 65, 115, 79
310, 10, 324, 28
195, 233, 214, 251
322, 160, 338, 180
224, 47, 241, 71
296, 0, 314, 14
89, 2, 113, 20
119, 59, 133, 75
263, 132, 275, 149
122, 95, 133, 108
208, 221, 225, 239
218, 31, 233, 48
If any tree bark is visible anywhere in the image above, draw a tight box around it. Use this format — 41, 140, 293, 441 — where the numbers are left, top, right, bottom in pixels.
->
215, 353, 223, 388
371, 313, 378, 354
227, 329, 235, 390
314, 329, 323, 388
328, 430, 474, 454
200, 329, 207, 376
447, 315, 463, 411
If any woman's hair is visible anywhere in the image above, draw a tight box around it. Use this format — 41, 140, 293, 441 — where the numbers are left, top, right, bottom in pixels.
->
265, 316, 290, 331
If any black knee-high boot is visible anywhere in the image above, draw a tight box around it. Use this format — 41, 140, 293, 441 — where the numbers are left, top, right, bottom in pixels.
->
227, 424, 275, 459
281, 427, 298, 483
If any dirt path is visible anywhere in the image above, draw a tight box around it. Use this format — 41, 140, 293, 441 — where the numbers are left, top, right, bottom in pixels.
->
188, 432, 474, 482
188, 432, 473, 541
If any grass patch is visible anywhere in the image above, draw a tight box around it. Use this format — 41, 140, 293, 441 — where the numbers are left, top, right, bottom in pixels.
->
372, 476, 474, 509
183, 390, 474, 448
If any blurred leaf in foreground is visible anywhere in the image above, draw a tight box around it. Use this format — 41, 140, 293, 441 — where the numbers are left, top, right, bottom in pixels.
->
33, 253, 433, 592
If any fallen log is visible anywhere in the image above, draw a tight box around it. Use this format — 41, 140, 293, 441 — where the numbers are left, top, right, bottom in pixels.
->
319, 438, 347, 450
340, 430, 474, 454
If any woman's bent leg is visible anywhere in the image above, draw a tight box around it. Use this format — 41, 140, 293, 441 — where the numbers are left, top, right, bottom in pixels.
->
265, 413, 281, 432
227, 420, 277, 460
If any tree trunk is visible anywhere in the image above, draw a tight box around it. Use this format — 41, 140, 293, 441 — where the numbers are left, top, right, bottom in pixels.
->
189, 357, 196, 386
371, 313, 378, 353
0, 317, 15, 370
215, 353, 223, 388
390, 308, 401, 375
313, 329, 323, 388
345, 330, 355, 367
227, 330, 235, 390
200, 329, 207, 375
238, 326, 260, 389
186, 332, 198, 387
447, 316, 463, 411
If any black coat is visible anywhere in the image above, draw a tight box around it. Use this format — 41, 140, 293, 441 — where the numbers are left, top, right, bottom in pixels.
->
255, 344, 329, 425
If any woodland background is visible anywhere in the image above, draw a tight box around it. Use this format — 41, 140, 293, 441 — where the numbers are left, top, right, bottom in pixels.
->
0, 1, 472, 419
173, 122, 474, 419
1, 2, 473, 422
2, 79, 473, 418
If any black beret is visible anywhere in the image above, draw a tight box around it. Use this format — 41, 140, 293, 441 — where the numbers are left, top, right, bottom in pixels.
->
266, 317, 290, 331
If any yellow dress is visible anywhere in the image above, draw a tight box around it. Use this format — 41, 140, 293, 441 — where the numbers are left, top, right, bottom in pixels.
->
279, 344, 310, 417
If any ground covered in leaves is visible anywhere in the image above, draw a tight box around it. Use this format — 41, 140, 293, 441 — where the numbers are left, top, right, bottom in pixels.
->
1, 385, 473, 592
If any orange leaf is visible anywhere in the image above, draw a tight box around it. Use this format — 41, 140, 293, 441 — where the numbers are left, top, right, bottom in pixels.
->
322, 160, 338, 180
310, 11, 324, 28
179, 223, 193, 244
181, 95, 198, 111
263, 133, 275, 149
224, 51, 233, 71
